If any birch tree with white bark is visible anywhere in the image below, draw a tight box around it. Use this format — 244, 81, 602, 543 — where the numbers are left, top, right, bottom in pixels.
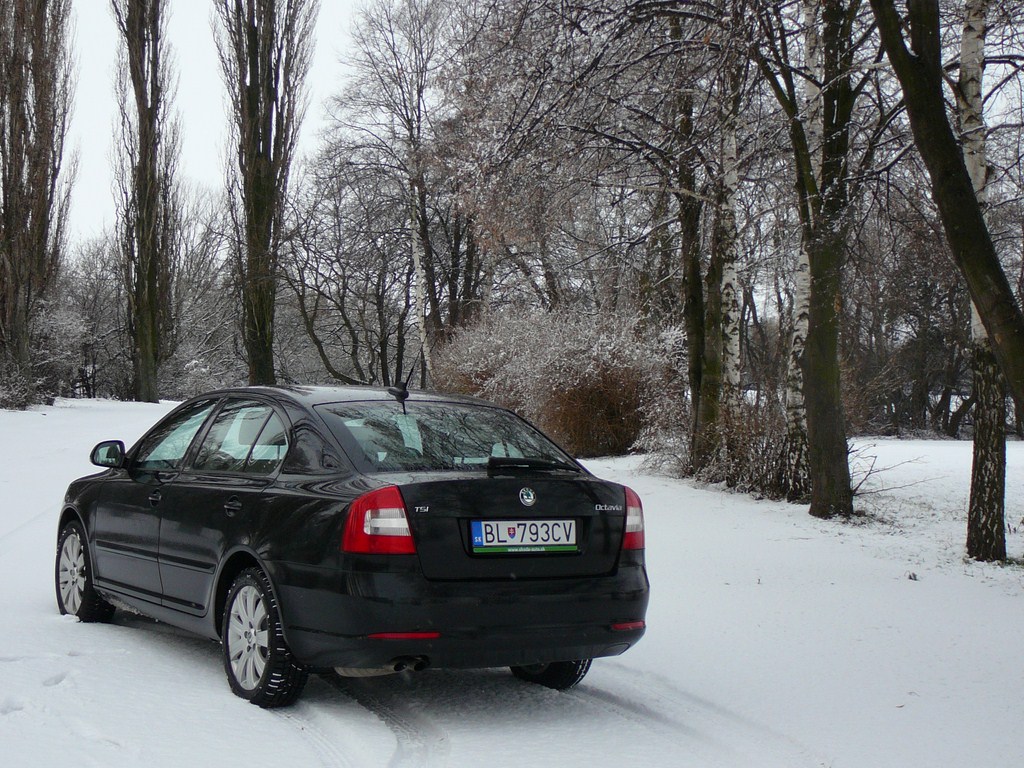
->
957, 0, 1006, 561
753, 0, 890, 517
779, 0, 822, 501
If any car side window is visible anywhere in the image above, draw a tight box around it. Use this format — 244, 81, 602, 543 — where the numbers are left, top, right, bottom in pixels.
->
192, 401, 273, 473
189, 401, 289, 475
280, 422, 343, 474
133, 401, 216, 472
243, 411, 289, 475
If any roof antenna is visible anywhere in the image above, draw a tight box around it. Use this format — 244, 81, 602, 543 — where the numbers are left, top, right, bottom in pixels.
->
387, 346, 423, 413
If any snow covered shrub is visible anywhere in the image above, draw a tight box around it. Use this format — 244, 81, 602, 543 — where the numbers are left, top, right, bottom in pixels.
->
159, 338, 247, 401
31, 302, 96, 400
0, 302, 94, 407
160, 356, 223, 401
635, 384, 799, 500
433, 311, 683, 457
718, 401, 792, 498
0, 356, 36, 409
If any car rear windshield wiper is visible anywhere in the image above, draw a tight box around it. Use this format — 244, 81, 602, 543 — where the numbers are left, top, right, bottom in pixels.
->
486, 456, 582, 475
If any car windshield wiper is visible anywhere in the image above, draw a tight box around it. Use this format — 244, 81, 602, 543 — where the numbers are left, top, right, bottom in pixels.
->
486, 456, 582, 475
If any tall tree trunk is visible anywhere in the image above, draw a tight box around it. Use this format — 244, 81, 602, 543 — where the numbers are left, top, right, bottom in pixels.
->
870, 0, 1024, 414
782, 0, 823, 502
694, 58, 744, 480
957, 0, 1006, 561
784, 244, 812, 500
772, 0, 855, 517
409, 176, 432, 380
0, 0, 73, 395
718, 14, 745, 485
804, 0, 854, 517
113, 0, 176, 404
967, 341, 1006, 559
215, 0, 317, 386
804, 228, 853, 517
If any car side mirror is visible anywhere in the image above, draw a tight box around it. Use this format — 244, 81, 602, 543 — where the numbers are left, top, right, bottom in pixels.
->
91, 440, 126, 469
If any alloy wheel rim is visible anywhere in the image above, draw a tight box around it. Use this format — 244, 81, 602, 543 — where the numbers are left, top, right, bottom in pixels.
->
58, 532, 86, 614
227, 584, 269, 691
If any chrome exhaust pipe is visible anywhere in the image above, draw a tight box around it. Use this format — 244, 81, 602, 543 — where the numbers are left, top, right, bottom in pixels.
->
390, 656, 429, 673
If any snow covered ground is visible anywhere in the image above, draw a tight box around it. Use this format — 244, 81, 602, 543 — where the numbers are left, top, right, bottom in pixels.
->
1, 398, 1022, 767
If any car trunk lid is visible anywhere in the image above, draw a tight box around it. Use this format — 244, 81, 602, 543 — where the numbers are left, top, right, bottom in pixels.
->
394, 473, 627, 581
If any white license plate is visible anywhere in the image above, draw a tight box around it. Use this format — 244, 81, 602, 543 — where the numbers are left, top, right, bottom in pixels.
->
471, 519, 577, 553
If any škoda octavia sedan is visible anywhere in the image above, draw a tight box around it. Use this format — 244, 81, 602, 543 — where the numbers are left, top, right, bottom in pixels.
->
55, 386, 648, 707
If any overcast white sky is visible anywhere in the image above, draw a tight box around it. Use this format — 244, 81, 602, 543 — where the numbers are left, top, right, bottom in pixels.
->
68, 0, 358, 242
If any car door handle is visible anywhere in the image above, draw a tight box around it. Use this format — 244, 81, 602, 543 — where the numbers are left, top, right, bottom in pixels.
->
223, 497, 243, 517
148, 490, 162, 507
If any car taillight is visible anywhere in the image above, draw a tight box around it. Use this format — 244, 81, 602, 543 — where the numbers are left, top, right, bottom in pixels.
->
611, 620, 646, 632
342, 486, 416, 555
622, 486, 645, 550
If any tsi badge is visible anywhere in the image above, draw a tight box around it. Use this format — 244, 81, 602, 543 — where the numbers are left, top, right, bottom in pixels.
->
519, 487, 537, 507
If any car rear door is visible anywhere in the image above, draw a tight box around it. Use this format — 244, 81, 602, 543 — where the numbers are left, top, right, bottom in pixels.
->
156, 399, 288, 615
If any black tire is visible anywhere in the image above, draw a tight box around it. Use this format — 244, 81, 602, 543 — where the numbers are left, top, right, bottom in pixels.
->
222, 567, 308, 708
510, 659, 592, 690
55, 520, 114, 623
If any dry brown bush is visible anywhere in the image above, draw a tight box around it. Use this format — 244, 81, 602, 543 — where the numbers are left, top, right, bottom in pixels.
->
433, 310, 681, 457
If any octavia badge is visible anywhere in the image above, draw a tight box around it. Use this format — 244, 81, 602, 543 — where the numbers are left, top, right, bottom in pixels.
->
519, 487, 537, 507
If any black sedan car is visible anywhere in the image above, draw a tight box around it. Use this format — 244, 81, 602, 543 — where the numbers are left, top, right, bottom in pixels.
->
55, 386, 649, 707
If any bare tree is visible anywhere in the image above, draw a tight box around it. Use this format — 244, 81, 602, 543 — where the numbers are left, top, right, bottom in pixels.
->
63, 235, 132, 398
344, 0, 446, 377
954, 0, 1004, 561
0, 0, 74, 401
112, 0, 179, 403
753, 0, 888, 517
691, 0, 751, 481
870, 0, 1024, 413
159, 187, 244, 398
532, 3, 720, 468
213, 0, 318, 385
283, 153, 415, 386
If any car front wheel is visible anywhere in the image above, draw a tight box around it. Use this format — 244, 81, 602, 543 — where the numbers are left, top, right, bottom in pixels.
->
510, 659, 592, 690
55, 520, 114, 622
222, 567, 308, 708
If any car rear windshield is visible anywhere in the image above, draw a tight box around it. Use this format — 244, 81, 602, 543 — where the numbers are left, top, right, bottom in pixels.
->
315, 401, 575, 474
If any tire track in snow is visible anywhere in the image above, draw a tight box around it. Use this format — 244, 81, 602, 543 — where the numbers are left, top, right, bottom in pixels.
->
588, 662, 825, 766
560, 675, 735, 764
274, 705, 356, 768
567, 682, 702, 738
0, 506, 52, 553
324, 674, 451, 768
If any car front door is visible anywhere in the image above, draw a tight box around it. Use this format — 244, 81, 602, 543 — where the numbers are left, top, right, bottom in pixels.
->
157, 399, 289, 615
90, 399, 218, 603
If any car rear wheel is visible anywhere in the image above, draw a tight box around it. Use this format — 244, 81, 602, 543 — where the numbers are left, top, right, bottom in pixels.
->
510, 659, 592, 690
222, 567, 308, 708
55, 520, 114, 622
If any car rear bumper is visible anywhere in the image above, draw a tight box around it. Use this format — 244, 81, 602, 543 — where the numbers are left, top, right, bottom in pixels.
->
268, 556, 649, 669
